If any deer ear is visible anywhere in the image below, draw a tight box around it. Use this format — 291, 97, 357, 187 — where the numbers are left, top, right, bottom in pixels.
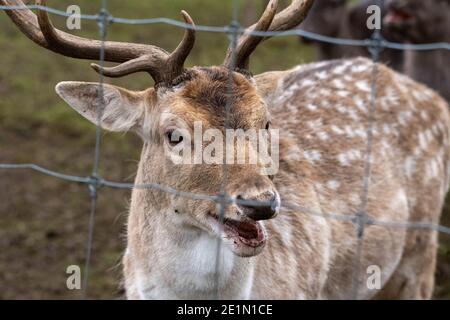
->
55, 81, 145, 132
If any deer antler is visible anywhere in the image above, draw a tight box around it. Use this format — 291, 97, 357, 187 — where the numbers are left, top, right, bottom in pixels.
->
0, 0, 196, 84
223, 0, 314, 70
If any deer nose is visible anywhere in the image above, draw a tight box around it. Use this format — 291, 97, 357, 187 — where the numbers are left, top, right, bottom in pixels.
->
236, 193, 280, 221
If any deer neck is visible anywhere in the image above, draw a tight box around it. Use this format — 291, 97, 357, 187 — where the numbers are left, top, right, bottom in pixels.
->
125, 160, 256, 299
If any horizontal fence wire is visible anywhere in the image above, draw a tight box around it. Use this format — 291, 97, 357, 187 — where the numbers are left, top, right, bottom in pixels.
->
0, 3, 450, 51
1, 162, 450, 235
1, 1, 450, 300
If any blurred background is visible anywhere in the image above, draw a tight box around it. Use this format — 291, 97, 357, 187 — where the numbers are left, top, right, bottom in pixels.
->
0, 0, 449, 299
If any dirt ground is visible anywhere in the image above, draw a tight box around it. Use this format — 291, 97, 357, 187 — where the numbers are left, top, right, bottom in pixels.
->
0, 126, 141, 299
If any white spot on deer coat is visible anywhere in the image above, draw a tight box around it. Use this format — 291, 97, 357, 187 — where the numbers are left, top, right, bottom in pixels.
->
351, 64, 368, 73
300, 79, 316, 89
345, 125, 357, 138
304, 150, 322, 164
356, 81, 371, 92
331, 125, 344, 135
418, 132, 429, 150
308, 119, 323, 130
425, 129, 433, 144
398, 111, 412, 126
338, 150, 361, 166
391, 189, 408, 212
343, 75, 354, 82
404, 157, 416, 179
333, 64, 348, 75
420, 110, 429, 121
336, 105, 348, 114
350, 193, 360, 205
332, 79, 345, 89
327, 180, 341, 190
306, 103, 318, 111
316, 71, 328, 80
428, 160, 439, 180
337, 91, 350, 98
354, 97, 366, 112
320, 88, 332, 97
317, 131, 329, 141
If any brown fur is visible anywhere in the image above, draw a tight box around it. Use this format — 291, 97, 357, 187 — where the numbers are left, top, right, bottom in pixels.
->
56, 58, 450, 299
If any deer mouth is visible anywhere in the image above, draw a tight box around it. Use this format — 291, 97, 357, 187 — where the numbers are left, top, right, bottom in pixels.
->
209, 214, 266, 248
384, 7, 414, 26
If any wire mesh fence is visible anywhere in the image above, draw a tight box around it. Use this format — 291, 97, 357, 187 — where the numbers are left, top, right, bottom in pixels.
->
1, 0, 450, 300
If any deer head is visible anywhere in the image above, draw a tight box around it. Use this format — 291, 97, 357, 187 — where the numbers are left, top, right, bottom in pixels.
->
1, 0, 313, 258
384, 0, 450, 43
299, 0, 402, 42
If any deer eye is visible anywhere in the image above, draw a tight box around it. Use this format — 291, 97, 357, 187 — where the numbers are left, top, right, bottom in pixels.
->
165, 130, 183, 147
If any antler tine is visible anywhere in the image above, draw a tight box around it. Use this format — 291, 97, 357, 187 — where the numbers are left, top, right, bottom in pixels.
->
0, 0, 196, 84
91, 10, 196, 83
223, 0, 278, 70
167, 11, 196, 75
223, 0, 314, 70
1, 0, 51, 48
90, 55, 159, 79
31, 0, 167, 63
267, 0, 314, 32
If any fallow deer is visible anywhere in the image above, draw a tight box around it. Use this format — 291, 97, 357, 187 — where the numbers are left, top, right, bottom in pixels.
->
298, 0, 403, 71
2, 0, 449, 299
384, 0, 450, 102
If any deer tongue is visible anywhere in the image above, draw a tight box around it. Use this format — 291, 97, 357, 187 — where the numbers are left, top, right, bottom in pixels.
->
223, 219, 264, 247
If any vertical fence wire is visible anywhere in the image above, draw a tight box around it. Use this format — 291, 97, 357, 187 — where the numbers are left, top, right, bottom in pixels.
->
214, 0, 241, 300
82, 0, 108, 299
351, 0, 383, 300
